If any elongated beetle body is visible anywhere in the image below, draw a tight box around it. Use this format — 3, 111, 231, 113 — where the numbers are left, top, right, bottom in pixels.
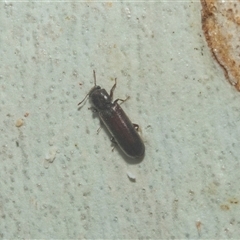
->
78, 71, 145, 158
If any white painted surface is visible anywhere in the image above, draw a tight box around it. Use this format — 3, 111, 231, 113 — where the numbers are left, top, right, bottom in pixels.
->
1, 2, 240, 238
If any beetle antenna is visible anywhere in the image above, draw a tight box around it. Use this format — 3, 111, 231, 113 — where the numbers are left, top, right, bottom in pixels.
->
77, 70, 97, 106
93, 70, 97, 86
78, 92, 90, 106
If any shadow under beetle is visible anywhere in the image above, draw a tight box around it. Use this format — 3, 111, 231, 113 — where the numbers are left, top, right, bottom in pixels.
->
78, 71, 145, 159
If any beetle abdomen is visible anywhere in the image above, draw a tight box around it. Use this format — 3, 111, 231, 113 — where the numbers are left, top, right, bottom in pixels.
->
99, 103, 145, 158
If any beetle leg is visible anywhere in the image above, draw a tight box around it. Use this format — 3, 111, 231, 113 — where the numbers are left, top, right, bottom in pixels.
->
97, 121, 103, 134
110, 78, 117, 101
110, 137, 117, 152
111, 137, 117, 144
97, 126, 102, 134
114, 96, 130, 105
88, 107, 98, 113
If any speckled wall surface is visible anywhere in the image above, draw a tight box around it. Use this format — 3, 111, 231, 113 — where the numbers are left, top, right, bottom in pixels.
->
1, 2, 240, 238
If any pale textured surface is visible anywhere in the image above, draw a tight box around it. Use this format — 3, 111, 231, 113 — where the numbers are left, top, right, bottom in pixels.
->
1, 2, 240, 239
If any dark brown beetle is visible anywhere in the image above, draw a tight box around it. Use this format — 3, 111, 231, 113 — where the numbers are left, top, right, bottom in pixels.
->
78, 71, 145, 158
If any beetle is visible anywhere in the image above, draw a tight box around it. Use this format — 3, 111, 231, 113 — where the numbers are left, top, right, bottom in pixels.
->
78, 70, 145, 158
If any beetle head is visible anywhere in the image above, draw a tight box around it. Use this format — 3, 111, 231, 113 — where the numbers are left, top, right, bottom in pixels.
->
90, 88, 111, 110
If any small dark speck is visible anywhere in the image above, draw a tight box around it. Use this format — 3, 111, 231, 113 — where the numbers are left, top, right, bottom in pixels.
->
16, 141, 19, 147
74, 143, 79, 149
